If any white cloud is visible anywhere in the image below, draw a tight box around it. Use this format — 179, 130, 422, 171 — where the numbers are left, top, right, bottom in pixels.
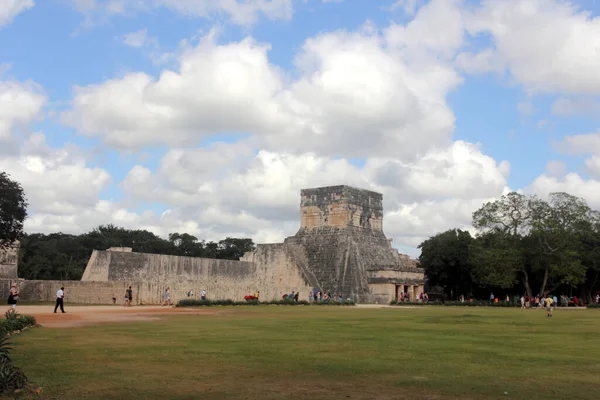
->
545, 160, 567, 178
68, 0, 293, 26
0, 0, 34, 28
0, 79, 46, 151
0, 133, 112, 216
551, 97, 600, 117
555, 132, 600, 156
122, 29, 157, 48
517, 101, 536, 116
462, 0, 600, 95
526, 172, 600, 210
62, 19, 462, 159
117, 139, 510, 255
585, 156, 600, 179
11, 0, 600, 258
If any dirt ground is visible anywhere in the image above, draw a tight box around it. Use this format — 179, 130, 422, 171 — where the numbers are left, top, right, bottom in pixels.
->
10, 305, 226, 328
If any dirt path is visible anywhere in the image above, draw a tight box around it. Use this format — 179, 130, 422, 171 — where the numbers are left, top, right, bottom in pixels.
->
11, 305, 225, 329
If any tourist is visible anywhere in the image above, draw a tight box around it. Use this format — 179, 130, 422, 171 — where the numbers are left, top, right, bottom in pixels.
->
201, 289, 206, 300
162, 287, 171, 306
490, 293, 494, 303
54, 287, 65, 313
187, 289, 194, 297
520, 296, 525, 309
544, 296, 554, 317
7, 283, 19, 310
552, 295, 558, 307
126, 286, 133, 307
294, 292, 299, 302
338, 293, 343, 303
309, 292, 313, 302
255, 290, 260, 300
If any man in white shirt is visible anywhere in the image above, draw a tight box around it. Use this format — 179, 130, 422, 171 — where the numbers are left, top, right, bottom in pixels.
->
54, 287, 65, 313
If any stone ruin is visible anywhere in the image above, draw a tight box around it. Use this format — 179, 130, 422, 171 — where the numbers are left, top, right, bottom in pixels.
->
2, 185, 425, 304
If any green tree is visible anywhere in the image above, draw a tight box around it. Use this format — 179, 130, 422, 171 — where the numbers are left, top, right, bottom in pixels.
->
418, 229, 473, 299
472, 192, 535, 296
0, 172, 28, 249
217, 237, 255, 260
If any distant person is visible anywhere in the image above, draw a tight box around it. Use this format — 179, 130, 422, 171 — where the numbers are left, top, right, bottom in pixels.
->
126, 286, 133, 307
187, 289, 194, 297
201, 289, 206, 300
552, 295, 558, 307
545, 296, 554, 318
54, 287, 65, 313
254, 291, 260, 300
162, 288, 171, 306
294, 292, 299, 302
520, 296, 525, 309
309, 292, 314, 302
7, 283, 19, 310
490, 293, 494, 303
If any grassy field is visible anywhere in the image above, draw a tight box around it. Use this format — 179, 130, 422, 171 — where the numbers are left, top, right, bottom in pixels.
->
9, 307, 600, 400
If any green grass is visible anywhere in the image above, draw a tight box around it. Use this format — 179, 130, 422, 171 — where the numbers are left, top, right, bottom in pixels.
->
8, 307, 600, 400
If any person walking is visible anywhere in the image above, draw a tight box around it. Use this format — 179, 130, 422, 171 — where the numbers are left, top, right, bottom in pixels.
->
126, 286, 133, 307
54, 287, 65, 313
7, 283, 19, 310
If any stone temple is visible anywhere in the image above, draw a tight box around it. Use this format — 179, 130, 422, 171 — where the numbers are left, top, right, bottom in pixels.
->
1, 185, 425, 304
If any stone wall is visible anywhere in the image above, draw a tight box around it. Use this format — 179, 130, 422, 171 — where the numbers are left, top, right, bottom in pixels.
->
240, 243, 313, 300
299, 185, 383, 232
282, 226, 412, 303
0, 279, 263, 305
0, 243, 18, 280
82, 250, 257, 283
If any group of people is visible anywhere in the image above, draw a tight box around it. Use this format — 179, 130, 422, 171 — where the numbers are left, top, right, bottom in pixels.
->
519, 295, 555, 317
398, 292, 430, 302
6, 283, 65, 313
308, 291, 345, 303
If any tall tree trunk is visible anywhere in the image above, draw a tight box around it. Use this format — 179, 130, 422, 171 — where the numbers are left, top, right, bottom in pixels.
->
539, 266, 549, 296
522, 270, 532, 297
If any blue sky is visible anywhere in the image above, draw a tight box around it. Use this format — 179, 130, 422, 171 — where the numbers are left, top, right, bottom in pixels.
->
1, 0, 600, 254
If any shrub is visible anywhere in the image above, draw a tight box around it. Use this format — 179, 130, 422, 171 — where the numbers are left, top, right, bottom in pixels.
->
0, 311, 37, 336
390, 300, 519, 307
176, 299, 355, 307
0, 334, 29, 394
587, 303, 600, 309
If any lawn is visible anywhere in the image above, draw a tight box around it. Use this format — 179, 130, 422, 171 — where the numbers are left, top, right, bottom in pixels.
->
9, 307, 600, 400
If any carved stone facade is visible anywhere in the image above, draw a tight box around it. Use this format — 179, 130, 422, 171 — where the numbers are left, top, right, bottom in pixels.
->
0, 242, 19, 280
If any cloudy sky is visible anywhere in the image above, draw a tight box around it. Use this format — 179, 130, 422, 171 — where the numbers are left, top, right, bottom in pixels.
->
1, 0, 599, 257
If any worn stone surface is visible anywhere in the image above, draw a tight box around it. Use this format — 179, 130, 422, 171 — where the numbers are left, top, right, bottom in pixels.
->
14, 185, 423, 304
299, 185, 383, 232
0, 242, 19, 280
281, 185, 424, 302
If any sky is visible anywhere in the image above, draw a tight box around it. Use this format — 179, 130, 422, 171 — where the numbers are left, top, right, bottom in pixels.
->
1, 0, 600, 258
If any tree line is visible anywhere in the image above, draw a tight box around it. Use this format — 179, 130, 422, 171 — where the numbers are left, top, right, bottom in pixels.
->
1, 171, 255, 280
418, 192, 600, 302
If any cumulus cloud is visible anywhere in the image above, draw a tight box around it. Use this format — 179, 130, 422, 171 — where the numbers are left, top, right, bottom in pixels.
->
122, 29, 157, 48
68, 0, 293, 26
526, 173, 600, 210
62, 14, 462, 159
462, 0, 600, 94
551, 97, 600, 117
117, 139, 511, 254
8, 0, 600, 258
0, 79, 46, 152
0, 0, 34, 28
